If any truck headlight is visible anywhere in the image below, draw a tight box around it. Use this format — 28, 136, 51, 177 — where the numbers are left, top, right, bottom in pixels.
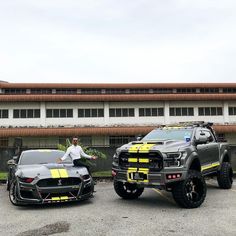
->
165, 152, 182, 167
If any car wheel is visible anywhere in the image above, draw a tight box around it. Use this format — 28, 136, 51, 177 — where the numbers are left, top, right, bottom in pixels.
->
114, 180, 144, 199
172, 170, 207, 208
217, 162, 233, 189
9, 181, 20, 206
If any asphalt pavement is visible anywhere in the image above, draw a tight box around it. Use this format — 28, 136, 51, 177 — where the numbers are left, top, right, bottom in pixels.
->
0, 179, 236, 236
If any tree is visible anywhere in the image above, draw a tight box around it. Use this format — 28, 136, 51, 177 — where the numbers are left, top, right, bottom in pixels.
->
57, 138, 106, 167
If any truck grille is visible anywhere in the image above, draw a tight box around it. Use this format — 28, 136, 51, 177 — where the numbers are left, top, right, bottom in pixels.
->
37, 177, 81, 187
119, 152, 163, 171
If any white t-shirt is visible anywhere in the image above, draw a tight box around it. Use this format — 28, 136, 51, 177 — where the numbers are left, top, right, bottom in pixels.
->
61, 145, 92, 161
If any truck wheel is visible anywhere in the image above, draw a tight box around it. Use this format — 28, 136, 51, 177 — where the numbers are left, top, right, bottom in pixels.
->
9, 181, 21, 206
114, 180, 144, 199
172, 170, 206, 208
217, 162, 233, 189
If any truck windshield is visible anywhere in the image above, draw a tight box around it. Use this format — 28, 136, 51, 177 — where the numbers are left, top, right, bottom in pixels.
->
142, 129, 193, 142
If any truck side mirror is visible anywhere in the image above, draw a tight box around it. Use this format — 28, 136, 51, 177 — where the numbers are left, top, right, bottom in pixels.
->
195, 135, 208, 145
136, 135, 143, 141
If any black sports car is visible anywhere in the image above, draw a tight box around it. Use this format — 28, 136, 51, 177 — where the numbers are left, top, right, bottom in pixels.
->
7, 149, 94, 205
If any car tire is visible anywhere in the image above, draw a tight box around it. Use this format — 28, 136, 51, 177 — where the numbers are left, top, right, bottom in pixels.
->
9, 181, 21, 206
6, 172, 11, 191
114, 180, 144, 199
217, 162, 233, 189
172, 170, 207, 208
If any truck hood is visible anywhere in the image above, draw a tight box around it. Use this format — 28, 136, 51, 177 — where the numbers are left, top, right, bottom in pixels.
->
16, 163, 88, 179
120, 140, 190, 153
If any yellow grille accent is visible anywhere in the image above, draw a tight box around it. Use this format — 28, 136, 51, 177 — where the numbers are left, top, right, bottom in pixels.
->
139, 158, 149, 163
127, 168, 149, 183
128, 158, 138, 163
51, 197, 60, 201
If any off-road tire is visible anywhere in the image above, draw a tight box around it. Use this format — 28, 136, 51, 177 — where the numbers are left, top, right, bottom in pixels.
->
172, 170, 207, 208
217, 162, 233, 189
114, 180, 144, 199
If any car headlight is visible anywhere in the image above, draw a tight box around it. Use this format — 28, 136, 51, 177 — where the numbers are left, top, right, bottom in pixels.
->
19, 177, 35, 183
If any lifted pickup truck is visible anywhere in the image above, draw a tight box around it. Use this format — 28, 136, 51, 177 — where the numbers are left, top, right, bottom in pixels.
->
112, 122, 233, 208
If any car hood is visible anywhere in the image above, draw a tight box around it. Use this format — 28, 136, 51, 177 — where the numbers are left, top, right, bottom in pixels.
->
16, 163, 88, 179
120, 140, 190, 153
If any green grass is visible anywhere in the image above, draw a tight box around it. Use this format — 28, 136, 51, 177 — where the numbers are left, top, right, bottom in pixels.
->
0, 172, 7, 180
92, 170, 112, 177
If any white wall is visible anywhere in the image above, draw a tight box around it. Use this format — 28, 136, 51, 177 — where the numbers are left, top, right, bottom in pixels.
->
0, 100, 235, 128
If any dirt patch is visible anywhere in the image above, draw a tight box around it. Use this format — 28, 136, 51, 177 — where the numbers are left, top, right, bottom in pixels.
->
16, 221, 70, 236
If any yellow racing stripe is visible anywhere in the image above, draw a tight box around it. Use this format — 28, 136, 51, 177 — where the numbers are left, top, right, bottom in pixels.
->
50, 169, 69, 178
58, 169, 69, 178
139, 144, 155, 153
201, 162, 220, 171
50, 169, 60, 178
128, 144, 143, 153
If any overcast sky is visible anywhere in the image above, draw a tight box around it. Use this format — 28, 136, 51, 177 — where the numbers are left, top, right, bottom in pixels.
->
0, 0, 236, 83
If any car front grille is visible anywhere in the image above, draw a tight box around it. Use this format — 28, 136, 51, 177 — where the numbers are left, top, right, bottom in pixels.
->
119, 152, 163, 171
37, 177, 81, 187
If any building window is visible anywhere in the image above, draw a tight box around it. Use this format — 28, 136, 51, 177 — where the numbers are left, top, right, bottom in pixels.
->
229, 107, 236, 115
78, 109, 104, 118
129, 89, 150, 94
139, 108, 164, 116
3, 89, 27, 94
169, 107, 194, 116
223, 88, 236, 93
13, 109, 40, 118
176, 88, 196, 93
0, 109, 8, 119
199, 88, 219, 93
109, 136, 135, 147
81, 89, 102, 94
198, 107, 223, 116
46, 109, 73, 118
55, 89, 77, 94
109, 108, 135, 117
0, 138, 8, 147
31, 89, 52, 94
105, 89, 126, 94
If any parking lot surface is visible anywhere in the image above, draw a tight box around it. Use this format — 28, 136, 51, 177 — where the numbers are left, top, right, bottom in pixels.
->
0, 179, 236, 236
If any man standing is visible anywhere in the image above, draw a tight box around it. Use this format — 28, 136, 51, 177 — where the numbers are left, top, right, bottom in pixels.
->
58, 137, 97, 174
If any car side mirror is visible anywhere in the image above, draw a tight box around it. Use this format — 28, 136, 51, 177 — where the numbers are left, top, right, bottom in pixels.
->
7, 159, 16, 166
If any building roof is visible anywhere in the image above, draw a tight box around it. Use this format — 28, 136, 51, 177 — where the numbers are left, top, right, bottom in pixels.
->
1, 82, 236, 89
0, 125, 235, 137
1, 94, 236, 102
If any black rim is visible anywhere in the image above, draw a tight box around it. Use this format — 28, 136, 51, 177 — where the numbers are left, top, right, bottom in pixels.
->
123, 183, 138, 194
185, 178, 204, 202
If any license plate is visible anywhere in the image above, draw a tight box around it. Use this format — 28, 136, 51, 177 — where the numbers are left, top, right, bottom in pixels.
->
132, 172, 145, 180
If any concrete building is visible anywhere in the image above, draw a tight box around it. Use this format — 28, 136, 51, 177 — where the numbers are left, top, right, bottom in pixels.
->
0, 82, 236, 149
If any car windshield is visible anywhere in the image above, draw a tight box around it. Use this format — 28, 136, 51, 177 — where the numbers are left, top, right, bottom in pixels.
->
142, 128, 193, 142
19, 150, 69, 165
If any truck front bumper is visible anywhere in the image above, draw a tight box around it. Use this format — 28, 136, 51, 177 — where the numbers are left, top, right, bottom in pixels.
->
112, 167, 188, 189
